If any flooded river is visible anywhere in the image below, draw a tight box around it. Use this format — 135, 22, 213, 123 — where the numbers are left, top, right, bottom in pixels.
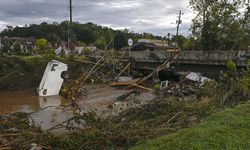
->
0, 89, 74, 130
0, 86, 154, 130
0, 89, 68, 114
0, 87, 130, 130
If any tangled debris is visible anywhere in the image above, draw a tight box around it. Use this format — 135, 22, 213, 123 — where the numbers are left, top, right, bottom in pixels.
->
1, 80, 250, 149
1, 54, 250, 149
161, 80, 200, 97
0, 97, 213, 150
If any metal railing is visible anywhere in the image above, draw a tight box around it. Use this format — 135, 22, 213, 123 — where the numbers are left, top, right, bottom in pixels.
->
94, 50, 248, 66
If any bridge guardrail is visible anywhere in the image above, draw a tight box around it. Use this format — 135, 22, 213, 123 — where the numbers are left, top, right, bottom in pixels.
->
95, 50, 248, 66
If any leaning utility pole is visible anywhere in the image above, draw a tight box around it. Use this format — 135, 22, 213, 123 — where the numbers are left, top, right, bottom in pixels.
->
175, 10, 183, 47
176, 10, 183, 37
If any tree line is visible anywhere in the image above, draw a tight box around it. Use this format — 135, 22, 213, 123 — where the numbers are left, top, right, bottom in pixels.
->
187, 0, 249, 51
0, 21, 166, 50
0, 0, 249, 51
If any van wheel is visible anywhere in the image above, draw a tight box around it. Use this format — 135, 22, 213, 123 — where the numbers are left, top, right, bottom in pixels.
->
61, 71, 70, 79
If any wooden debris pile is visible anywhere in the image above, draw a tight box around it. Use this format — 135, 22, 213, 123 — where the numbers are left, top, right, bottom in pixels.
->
0, 113, 41, 150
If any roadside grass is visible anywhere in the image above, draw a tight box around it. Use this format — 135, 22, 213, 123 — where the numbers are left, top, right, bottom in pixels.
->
131, 101, 250, 150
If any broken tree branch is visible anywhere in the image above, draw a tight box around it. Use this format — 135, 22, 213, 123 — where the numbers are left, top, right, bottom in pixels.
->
47, 116, 77, 131
0, 72, 16, 81
115, 63, 131, 81
111, 82, 153, 92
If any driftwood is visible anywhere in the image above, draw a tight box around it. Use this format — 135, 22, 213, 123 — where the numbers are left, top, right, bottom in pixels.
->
165, 111, 183, 124
0, 72, 16, 81
111, 82, 153, 92
126, 59, 177, 90
47, 116, 77, 131
136, 59, 170, 85
129, 83, 153, 92
74, 59, 105, 66
115, 63, 131, 81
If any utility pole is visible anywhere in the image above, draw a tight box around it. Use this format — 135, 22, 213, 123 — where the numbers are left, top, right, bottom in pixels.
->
68, 0, 73, 54
176, 10, 183, 37
175, 10, 183, 47
70, 0, 72, 24
0, 37, 2, 53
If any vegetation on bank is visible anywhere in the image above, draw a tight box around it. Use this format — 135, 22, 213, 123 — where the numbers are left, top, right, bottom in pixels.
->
131, 100, 250, 150
131, 60, 250, 150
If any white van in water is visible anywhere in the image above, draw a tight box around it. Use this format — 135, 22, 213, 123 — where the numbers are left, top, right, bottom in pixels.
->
37, 60, 68, 97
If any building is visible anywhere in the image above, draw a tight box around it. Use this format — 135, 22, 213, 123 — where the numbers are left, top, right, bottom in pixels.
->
121, 38, 179, 51
138, 38, 179, 51
1, 36, 37, 54
138, 39, 169, 47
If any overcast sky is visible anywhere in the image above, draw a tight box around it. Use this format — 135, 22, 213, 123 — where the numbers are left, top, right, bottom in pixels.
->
0, 0, 196, 36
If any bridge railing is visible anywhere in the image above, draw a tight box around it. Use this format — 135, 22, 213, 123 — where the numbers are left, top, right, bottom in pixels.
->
95, 50, 247, 66
179, 51, 239, 65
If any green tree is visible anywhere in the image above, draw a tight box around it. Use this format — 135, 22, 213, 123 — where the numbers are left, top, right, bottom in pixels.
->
189, 0, 247, 51
171, 35, 187, 50
35, 38, 48, 54
114, 32, 127, 50
94, 37, 107, 49
183, 37, 196, 51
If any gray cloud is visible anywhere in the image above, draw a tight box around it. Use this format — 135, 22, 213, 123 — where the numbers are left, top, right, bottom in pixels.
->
0, 0, 195, 36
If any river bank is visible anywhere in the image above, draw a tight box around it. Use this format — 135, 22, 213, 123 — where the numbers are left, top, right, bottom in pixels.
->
0, 55, 249, 149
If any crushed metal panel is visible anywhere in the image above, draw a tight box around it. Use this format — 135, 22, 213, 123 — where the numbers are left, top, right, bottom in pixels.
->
117, 76, 133, 82
186, 72, 211, 83
37, 60, 68, 96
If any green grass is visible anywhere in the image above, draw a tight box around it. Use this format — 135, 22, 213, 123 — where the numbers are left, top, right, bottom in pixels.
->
131, 101, 250, 150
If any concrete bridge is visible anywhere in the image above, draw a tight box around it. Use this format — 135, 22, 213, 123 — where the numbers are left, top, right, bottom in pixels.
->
114, 50, 250, 76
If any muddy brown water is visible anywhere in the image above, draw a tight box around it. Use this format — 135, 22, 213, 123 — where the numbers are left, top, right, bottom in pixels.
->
0, 89, 68, 114
0, 86, 130, 130
0, 89, 73, 130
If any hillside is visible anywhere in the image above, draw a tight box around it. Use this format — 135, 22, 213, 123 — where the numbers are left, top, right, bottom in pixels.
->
0, 21, 165, 50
